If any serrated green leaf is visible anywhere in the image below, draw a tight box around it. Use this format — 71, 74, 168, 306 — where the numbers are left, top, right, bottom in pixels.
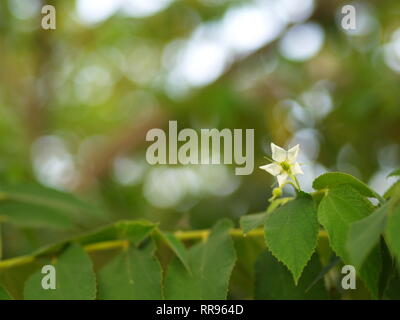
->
240, 212, 266, 234
347, 204, 388, 270
264, 193, 318, 284
0, 183, 106, 230
313, 172, 379, 199
0, 285, 12, 300
254, 250, 328, 300
159, 232, 190, 273
164, 219, 237, 300
24, 244, 96, 300
386, 205, 400, 263
318, 185, 381, 297
97, 246, 162, 300
318, 185, 374, 259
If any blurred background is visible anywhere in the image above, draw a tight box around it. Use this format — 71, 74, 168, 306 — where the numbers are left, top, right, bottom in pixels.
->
1, 0, 400, 257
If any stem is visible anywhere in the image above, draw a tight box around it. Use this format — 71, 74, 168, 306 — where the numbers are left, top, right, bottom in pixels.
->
0, 228, 328, 271
174, 227, 265, 240
292, 175, 301, 191
0, 255, 35, 270
280, 180, 299, 193
311, 189, 328, 197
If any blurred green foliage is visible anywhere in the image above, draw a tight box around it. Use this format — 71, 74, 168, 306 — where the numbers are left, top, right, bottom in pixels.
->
0, 0, 399, 262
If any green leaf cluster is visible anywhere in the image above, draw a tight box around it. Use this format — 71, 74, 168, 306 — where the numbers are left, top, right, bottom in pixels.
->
1, 171, 400, 300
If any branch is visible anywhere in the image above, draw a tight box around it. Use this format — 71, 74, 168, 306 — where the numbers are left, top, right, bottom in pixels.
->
0, 227, 328, 270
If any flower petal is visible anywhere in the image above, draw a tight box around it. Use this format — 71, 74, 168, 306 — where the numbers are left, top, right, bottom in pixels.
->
287, 144, 300, 163
271, 143, 287, 162
259, 163, 281, 176
292, 162, 304, 175
277, 173, 288, 186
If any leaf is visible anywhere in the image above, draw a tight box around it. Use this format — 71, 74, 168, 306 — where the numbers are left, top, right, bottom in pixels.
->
0, 285, 12, 300
164, 219, 237, 300
159, 232, 190, 272
97, 246, 162, 300
347, 204, 388, 270
0, 183, 106, 230
384, 181, 400, 200
305, 256, 340, 293
318, 185, 381, 297
33, 220, 155, 257
229, 236, 265, 299
388, 169, 400, 178
254, 250, 328, 300
384, 268, 400, 299
0, 202, 74, 230
240, 212, 266, 234
76, 220, 155, 247
386, 205, 400, 262
318, 185, 374, 260
266, 197, 293, 214
0, 261, 40, 299
313, 172, 379, 199
264, 192, 318, 284
379, 241, 396, 298
24, 244, 96, 300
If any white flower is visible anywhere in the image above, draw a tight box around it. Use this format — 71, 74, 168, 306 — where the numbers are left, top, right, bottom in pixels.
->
260, 143, 303, 187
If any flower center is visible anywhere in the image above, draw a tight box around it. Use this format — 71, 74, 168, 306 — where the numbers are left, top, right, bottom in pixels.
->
280, 161, 291, 172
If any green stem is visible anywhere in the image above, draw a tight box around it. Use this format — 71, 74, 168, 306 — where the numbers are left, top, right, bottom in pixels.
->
311, 189, 328, 196
292, 175, 302, 191
0, 227, 328, 270
281, 180, 299, 192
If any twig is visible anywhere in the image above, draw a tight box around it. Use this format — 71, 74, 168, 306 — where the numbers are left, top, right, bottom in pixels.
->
0, 227, 328, 270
